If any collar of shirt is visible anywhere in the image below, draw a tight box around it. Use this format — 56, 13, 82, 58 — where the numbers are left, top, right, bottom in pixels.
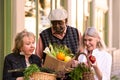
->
51, 26, 67, 39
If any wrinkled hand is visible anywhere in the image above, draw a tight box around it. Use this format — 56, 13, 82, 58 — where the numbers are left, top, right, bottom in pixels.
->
90, 61, 98, 69
71, 60, 79, 68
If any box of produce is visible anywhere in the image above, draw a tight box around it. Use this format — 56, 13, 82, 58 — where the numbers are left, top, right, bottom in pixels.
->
43, 43, 74, 72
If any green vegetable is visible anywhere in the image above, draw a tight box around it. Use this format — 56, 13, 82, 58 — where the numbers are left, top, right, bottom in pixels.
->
69, 63, 91, 80
49, 43, 57, 57
23, 64, 40, 80
51, 43, 74, 57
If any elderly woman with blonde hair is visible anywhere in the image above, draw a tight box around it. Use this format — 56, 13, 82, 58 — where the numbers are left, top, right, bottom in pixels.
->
3, 30, 42, 80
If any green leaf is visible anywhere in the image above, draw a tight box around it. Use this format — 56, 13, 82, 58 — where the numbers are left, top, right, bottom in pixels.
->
69, 63, 91, 80
23, 64, 40, 80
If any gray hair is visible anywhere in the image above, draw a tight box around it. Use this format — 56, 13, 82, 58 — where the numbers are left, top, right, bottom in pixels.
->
82, 27, 106, 50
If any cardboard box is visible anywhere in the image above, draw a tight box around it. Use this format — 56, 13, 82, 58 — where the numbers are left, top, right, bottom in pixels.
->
43, 55, 67, 72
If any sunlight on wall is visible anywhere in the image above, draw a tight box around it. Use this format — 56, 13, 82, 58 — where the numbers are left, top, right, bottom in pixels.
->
76, 0, 84, 34
25, 17, 36, 35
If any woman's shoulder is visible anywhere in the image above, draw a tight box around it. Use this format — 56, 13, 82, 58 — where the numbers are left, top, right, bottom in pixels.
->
4, 53, 22, 62
5, 53, 17, 58
95, 49, 112, 59
100, 49, 111, 56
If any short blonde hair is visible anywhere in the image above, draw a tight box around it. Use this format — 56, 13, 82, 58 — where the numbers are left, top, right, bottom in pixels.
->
12, 30, 35, 53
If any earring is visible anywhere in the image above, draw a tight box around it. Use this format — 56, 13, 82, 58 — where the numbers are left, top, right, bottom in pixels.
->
20, 51, 24, 55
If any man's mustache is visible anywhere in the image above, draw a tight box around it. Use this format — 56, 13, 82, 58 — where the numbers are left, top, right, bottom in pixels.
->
53, 26, 64, 34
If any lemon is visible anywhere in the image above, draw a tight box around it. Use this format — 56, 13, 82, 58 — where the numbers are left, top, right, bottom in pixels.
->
64, 56, 72, 62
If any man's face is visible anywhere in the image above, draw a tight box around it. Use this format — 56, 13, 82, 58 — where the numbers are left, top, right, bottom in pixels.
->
51, 20, 66, 34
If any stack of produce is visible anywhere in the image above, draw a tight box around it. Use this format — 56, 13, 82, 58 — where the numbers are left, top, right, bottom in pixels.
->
43, 43, 74, 72
43, 43, 74, 62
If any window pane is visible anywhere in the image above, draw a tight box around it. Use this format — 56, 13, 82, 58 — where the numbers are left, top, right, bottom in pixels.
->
38, 0, 51, 33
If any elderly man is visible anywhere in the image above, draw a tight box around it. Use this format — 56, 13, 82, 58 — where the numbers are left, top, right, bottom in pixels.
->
35, 8, 82, 62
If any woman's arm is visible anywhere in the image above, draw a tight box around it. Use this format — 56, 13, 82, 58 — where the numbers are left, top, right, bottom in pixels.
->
3, 56, 16, 80
92, 62, 102, 80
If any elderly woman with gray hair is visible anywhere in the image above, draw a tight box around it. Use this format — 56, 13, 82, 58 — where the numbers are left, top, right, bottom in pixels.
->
73, 27, 112, 80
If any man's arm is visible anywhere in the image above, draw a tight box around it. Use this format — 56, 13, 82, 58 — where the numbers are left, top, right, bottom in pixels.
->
35, 37, 43, 59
